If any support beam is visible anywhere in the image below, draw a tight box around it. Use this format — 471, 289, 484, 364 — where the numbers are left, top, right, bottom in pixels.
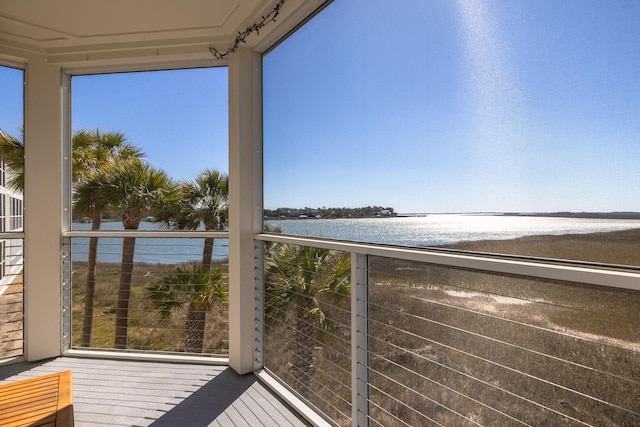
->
228, 47, 262, 375
23, 57, 63, 360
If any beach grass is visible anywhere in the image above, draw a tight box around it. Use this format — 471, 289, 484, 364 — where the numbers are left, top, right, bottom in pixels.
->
71, 260, 229, 353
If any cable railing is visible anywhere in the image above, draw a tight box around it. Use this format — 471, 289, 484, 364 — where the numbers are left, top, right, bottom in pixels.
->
63, 230, 229, 356
0, 235, 24, 360
261, 241, 353, 425
255, 234, 640, 427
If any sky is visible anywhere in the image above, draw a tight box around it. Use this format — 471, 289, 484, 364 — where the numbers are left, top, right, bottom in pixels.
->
1, 0, 640, 214
72, 68, 229, 182
0, 66, 23, 136
263, 0, 640, 213
0, 66, 228, 183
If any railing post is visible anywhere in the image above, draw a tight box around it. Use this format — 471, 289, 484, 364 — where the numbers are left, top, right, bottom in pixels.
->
352, 252, 369, 426
61, 237, 72, 352
254, 239, 265, 371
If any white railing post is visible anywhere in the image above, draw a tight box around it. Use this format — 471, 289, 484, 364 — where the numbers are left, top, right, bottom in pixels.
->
61, 236, 72, 352
352, 252, 369, 426
254, 239, 265, 371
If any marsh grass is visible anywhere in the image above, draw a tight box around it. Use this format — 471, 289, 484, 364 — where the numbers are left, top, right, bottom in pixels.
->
71, 260, 229, 354
359, 232, 640, 426
263, 230, 640, 426
442, 228, 640, 267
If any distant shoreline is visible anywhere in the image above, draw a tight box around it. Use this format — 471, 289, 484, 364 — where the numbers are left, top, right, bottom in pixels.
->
401, 212, 640, 220
268, 212, 640, 220
499, 212, 640, 220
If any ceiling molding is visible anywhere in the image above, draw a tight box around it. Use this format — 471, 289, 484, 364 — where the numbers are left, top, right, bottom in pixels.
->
0, 0, 330, 70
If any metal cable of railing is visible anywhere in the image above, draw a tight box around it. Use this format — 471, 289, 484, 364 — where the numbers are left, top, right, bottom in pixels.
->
263, 303, 353, 422
367, 334, 546, 426
365, 257, 640, 426
261, 242, 353, 425
255, 234, 640, 427
368, 285, 640, 388
63, 232, 230, 356
368, 371, 479, 427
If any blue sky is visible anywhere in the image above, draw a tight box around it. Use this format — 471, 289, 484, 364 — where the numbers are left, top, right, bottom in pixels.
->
1, 67, 228, 183
72, 68, 228, 182
1, 0, 639, 214
0, 66, 23, 136
263, 0, 640, 213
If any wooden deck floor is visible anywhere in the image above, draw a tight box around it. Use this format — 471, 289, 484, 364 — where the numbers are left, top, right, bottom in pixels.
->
0, 357, 311, 427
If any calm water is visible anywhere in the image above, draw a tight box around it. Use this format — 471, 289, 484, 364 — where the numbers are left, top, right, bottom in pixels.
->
71, 214, 640, 263
70, 221, 229, 264
267, 214, 640, 246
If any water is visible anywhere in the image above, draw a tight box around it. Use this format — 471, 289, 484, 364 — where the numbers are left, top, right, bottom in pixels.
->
266, 214, 640, 247
71, 214, 640, 264
70, 221, 229, 264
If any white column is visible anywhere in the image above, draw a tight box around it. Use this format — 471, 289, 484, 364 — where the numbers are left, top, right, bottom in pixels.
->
23, 57, 64, 360
228, 47, 263, 375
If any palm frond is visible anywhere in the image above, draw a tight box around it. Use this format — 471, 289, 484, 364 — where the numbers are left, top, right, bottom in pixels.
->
0, 129, 25, 192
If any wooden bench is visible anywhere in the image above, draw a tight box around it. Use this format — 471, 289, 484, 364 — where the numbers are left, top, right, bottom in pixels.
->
0, 371, 74, 426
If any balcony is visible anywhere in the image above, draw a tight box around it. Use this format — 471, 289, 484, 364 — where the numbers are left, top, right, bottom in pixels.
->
1, 1, 639, 426
2, 231, 640, 426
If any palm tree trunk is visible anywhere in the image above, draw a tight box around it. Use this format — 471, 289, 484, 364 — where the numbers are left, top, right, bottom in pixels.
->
115, 235, 136, 349
289, 305, 317, 399
201, 237, 214, 272
81, 206, 103, 347
184, 302, 207, 353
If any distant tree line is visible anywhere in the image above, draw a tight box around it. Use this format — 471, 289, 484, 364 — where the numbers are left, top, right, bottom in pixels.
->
264, 205, 396, 219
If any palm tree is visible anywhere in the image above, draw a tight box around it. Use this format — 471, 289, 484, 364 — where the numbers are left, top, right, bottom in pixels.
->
0, 129, 25, 191
72, 129, 143, 182
71, 130, 143, 347
2, 128, 146, 348
264, 244, 351, 398
95, 158, 178, 349
158, 169, 228, 271
147, 264, 227, 353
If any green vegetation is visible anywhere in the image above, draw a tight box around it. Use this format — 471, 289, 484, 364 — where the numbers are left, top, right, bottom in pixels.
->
264, 244, 351, 398
7, 126, 226, 352
67, 128, 229, 350
71, 261, 229, 353
84, 158, 179, 349
147, 264, 227, 353
72, 129, 144, 347
156, 169, 229, 271
0, 128, 25, 191
263, 205, 396, 219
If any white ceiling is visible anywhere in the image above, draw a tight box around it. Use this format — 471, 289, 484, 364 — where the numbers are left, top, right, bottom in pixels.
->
0, 0, 325, 70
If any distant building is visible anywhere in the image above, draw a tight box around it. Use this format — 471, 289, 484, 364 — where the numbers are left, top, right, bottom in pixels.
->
0, 156, 24, 290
